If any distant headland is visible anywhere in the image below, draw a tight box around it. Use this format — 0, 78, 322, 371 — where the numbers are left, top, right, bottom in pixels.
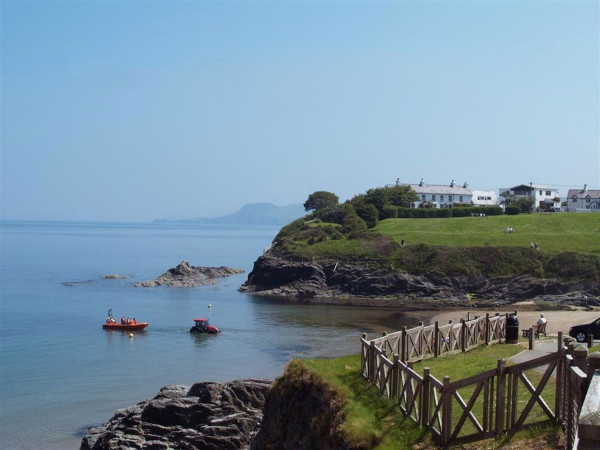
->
154, 202, 305, 226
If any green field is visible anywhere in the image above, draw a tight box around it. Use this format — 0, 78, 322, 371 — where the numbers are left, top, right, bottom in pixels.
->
375, 213, 600, 255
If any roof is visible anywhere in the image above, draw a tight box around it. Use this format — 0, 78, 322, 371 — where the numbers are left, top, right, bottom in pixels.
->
509, 184, 556, 191
567, 189, 600, 199
409, 184, 471, 195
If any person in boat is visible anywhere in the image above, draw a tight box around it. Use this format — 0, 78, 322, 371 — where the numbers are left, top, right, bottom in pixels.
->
132, 318, 136, 325
121, 316, 125, 325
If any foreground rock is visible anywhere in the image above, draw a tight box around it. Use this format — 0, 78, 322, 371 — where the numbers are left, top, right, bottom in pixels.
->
240, 255, 600, 306
81, 379, 271, 450
136, 260, 244, 287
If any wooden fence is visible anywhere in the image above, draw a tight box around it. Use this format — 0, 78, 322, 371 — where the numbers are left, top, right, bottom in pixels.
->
361, 321, 594, 448
365, 313, 507, 366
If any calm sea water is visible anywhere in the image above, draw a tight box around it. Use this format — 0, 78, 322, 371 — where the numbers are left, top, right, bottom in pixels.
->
0, 221, 429, 449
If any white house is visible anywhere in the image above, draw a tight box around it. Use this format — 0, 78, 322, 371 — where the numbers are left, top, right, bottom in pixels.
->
566, 185, 600, 212
404, 179, 473, 208
499, 183, 560, 211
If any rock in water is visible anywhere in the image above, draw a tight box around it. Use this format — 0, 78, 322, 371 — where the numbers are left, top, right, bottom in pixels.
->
80, 379, 271, 450
136, 260, 244, 288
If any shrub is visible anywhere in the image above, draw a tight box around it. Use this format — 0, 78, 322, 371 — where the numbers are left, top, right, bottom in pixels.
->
355, 204, 379, 228
380, 205, 398, 219
505, 206, 520, 215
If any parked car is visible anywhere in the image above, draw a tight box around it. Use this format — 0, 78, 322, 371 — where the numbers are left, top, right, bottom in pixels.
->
568, 318, 600, 342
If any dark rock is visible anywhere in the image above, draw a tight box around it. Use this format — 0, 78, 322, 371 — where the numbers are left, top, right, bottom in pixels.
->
80, 379, 271, 450
240, 255, 600, 305
136, 261, 244, 288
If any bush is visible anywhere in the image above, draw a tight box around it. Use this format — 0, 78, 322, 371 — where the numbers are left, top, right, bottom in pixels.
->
355, 204, 379, 228
505, 206, 521, 215
380, 205, 398, 219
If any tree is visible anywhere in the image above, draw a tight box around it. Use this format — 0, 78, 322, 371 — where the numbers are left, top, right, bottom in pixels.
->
355, 203, 379, 228
364, 188, 389, 210
303, 191, 339, 212
388, 185, 419, 207
500, 191, 516, 208
514, 196, 535, 213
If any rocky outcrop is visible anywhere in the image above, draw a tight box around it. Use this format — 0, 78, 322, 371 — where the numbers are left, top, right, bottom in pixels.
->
239, 255, 600, 306
136, 261, 244, 287
103, 274, 130, 279
80, 379, 271, 450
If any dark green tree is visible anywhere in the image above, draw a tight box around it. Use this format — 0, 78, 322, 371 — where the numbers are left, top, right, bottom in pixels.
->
303, 191, 339, 212
514, 196, 535, 213
388, 185, 419, 207
355, 203, 379, 228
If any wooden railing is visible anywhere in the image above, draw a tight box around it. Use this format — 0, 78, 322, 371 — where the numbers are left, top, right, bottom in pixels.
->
365, 313, 507, 366
361, 323, 599, 448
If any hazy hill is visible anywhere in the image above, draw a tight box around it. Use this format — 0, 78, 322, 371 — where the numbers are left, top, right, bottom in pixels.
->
156, 203, 306, 226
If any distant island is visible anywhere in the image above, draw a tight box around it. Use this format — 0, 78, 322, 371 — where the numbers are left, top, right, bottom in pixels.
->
154, 202, 305, 226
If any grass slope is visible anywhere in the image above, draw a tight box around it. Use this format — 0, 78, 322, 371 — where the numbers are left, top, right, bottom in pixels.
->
303, 342, 562, 449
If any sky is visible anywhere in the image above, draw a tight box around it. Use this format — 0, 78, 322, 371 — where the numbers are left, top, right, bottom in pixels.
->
2, 1, 599, 222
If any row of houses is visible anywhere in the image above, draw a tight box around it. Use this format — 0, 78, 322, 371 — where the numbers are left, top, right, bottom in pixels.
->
392, 178, 600, 212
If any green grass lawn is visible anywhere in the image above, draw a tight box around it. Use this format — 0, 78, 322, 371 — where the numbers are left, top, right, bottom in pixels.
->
375, 213, 600, 255
303, 342, 563, 449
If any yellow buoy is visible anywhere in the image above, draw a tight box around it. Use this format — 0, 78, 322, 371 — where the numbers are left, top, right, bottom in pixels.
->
129, 333, 134, 338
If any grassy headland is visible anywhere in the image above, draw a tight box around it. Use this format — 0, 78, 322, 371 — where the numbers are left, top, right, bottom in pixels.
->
271, 213, 600, 281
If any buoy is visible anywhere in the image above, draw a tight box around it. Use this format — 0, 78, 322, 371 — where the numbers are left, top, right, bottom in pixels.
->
208, 304, 212, 308
129, 333, 134, 338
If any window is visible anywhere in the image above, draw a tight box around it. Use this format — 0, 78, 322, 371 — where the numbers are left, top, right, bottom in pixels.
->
422, 195, 426, 201
586, 196, 591, 203
432, 195, 436, 201
440, 195, 444, 202
546, 191, 551, 196
459, 195, 463, 202
572, 196, 577, 203
539, 190, 543, 196
448, 195, 453, 202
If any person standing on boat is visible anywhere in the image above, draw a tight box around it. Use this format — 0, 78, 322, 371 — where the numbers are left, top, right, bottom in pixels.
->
121, 316, 125, 325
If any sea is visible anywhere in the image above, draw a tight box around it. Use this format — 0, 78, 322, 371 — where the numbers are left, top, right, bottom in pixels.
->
0, 220, 432, 449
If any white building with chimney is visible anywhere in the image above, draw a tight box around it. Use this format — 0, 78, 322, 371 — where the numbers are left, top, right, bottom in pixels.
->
498, 183, 560, 211
402, 179, 473, 208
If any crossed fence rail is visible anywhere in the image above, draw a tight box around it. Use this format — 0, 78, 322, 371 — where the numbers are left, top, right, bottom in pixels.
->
361, 314, 589, 448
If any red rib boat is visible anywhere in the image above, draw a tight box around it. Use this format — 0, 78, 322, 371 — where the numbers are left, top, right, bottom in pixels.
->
103, 321, 148, 331
102, 308, 148, 331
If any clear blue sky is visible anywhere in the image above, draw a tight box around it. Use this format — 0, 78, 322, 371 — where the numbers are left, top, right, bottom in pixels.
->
2, 1, 598, 222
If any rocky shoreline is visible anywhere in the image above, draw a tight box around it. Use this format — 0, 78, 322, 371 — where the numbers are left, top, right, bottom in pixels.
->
136, 260, 244, 288
80, 379, 271, 450
239, 255, 599, 307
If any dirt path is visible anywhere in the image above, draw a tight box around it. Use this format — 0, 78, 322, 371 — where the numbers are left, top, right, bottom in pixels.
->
428, 303, 599, 336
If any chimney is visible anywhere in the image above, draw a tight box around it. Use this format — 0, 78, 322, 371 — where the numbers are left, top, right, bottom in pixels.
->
463, 181, 468, 188
450, 179, 455, 187
396, 178, 400, 186
419, 178, 424, 186
583, 184, 588, 192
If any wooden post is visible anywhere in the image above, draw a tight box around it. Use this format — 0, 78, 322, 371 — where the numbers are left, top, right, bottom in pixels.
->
361, 333, 367, 375
461, 319, 467, 352
588, 334, 594, 348
419, 321, 424, 358
556, 331, 564, 423
369, 341, 376, 383
448, 320, 453, 352
382, 331, 387, 337
467, 312, 471, 321
401, 326, 407, 363
392, 354, 399, 400
485, 313, 490, 345
422, 367, 431, 427
434, 321, 439, 357
495, 359, 506, 435
442, 375, 452, 446
529, 327, 534, 350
